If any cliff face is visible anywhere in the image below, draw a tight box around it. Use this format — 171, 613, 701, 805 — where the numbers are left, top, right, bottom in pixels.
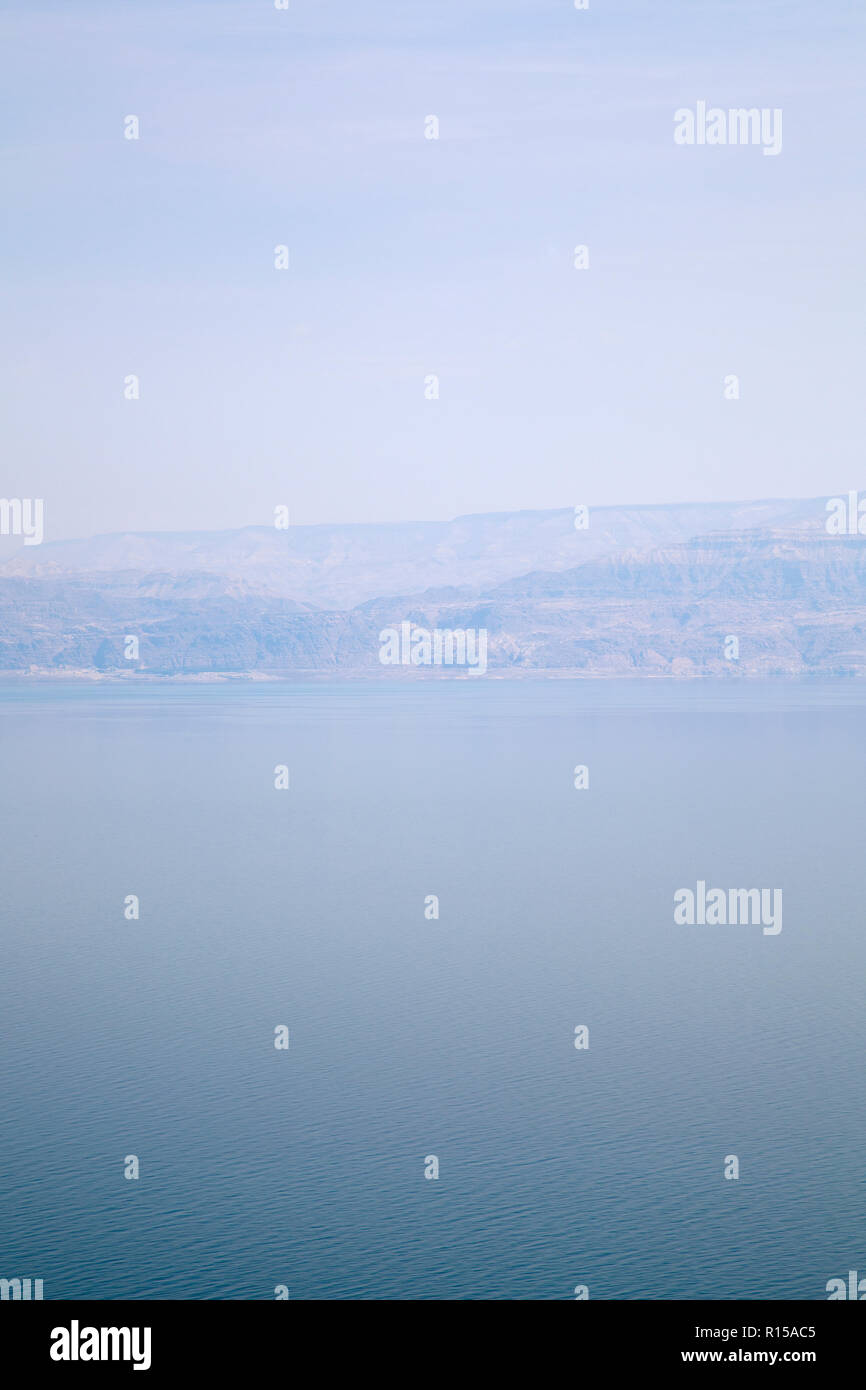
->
0, 577, 371, 675
357, 532, 866, 677
2, 504, 866, 677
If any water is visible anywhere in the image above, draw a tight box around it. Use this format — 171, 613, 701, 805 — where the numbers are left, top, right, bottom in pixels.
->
1, 679, 864, 1300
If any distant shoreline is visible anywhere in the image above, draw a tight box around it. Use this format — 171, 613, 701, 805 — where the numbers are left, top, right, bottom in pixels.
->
1, 668, 860, 683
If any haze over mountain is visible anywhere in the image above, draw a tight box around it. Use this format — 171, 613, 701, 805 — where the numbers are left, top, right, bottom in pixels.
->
1, 496, 828, 610
1, 493, 862, 677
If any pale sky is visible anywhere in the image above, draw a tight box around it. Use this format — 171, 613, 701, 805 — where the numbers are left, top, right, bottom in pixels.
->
1, 0, 864, 541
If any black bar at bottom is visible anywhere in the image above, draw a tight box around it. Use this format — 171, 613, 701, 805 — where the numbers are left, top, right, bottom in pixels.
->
1, 1299, 861, 1377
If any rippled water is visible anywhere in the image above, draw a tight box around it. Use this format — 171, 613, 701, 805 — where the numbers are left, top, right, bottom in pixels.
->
1, 680, 863, 1299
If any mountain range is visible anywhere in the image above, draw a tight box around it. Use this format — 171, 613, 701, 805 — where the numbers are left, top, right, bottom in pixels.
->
2, 494, 863, 677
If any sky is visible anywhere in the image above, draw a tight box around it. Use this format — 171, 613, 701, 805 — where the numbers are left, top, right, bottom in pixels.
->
1, 0, 864, 542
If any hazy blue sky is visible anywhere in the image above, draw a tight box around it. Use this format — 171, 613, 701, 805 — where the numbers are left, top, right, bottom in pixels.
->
1, 0, 864, 540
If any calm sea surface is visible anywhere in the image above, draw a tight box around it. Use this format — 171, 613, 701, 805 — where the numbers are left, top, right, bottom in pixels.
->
1, 680, 864, 1299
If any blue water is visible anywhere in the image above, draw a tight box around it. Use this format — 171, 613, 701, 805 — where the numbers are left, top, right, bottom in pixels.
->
1, 679, 864, 1300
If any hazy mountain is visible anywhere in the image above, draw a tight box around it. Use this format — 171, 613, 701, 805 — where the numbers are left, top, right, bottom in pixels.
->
2, 496, 864, 677
362, 530, 866, 676
0, 495, 830, 610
